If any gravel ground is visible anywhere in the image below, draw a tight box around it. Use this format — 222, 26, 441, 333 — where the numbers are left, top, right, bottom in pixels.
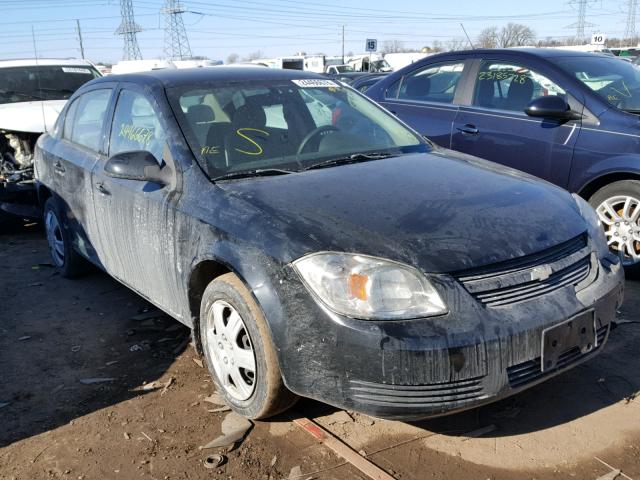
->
1, 221, 639, 480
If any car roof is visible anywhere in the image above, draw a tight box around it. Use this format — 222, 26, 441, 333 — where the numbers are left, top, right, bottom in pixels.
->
0, 58, 96, 68
94, 67, 326, 88
434, 47, 610, 59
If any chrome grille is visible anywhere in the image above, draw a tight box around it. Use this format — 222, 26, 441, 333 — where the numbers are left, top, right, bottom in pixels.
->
455, 235, 593, 307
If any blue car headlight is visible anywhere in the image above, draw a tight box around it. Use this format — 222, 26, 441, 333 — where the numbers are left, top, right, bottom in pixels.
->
572, 193, 610, 258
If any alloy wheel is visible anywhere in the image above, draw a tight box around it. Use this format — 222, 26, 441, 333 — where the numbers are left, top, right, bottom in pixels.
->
596, 195, 640, 266
45, 210, 65, 267
205, 300, 257, 401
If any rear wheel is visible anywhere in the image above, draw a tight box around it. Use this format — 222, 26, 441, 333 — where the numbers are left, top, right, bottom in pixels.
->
43, 198, 88, 278
199, 273, 297, 419
589, 180, 640, 273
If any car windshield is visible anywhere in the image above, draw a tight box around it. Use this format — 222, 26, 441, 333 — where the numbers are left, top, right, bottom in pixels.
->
335, 65, 354, 73
169, 78, 428, 180
557, 56, 640, 112
0, 65, 100, 104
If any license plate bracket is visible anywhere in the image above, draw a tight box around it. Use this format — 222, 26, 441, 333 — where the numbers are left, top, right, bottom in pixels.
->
541, 310, 596, 372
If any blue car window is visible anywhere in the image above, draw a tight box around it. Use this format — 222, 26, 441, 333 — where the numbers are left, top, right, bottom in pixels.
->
557, 56, 640, 113
473, 61, 565, 113
396, 62, 465, 104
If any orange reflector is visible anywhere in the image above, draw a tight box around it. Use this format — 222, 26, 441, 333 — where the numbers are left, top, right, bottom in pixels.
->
348, 273, 369, 301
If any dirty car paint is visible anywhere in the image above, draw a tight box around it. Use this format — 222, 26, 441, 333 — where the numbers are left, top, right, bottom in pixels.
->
35, 68, 625, 420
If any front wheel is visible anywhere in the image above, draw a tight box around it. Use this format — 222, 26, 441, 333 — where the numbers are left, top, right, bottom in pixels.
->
589, 180, 640, 273
199, 273, 297, 419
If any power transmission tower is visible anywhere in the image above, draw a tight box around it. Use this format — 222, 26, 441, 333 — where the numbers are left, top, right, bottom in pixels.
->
162, 0, 192, 60
567, 0, 595, 42
116, 0, 143, 60
625, 0, 638, 41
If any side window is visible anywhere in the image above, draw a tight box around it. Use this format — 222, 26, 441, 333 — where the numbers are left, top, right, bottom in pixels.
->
62, 99, 78, 141
110, 90, 166, 163
397, 62, 465, 104
68, 89, 111, 151
385, 79, 401, 99
473, 61, 566, 113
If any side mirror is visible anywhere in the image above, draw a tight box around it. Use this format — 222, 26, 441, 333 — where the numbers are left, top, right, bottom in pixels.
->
525, 96, 582, 121
104, 151, 169, 185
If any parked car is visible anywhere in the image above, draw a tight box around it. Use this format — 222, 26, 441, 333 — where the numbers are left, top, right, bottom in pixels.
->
366, 49, 640, 271
325, 64, 355, 75
35, 68, 624, 420
0, 58, 101, 221
349, 73, 388, 93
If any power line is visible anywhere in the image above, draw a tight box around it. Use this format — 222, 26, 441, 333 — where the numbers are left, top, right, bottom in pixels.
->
115, 0, 143, 60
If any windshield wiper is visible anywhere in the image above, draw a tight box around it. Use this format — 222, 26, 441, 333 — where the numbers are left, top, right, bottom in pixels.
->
0, 89, 44, 101
213, 168, 295, 181
303, 152, 395, 171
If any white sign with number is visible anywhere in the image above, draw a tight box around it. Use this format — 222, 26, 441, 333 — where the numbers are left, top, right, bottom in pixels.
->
591, 33, 606, 45
366, 39, 377, 52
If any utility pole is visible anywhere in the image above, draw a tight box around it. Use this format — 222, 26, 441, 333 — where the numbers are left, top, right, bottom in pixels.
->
625, 0, 638, 43
341, 25, 345, 64
116, 0, 143, 60
162, 0, 192, 60
76, 19, 85, 59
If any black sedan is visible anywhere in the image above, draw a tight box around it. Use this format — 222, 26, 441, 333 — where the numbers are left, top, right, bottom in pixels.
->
34, 68, 624, 420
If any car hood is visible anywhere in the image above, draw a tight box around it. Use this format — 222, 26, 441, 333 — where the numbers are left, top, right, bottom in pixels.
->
0, 100, 66, 133
219, 150, 587, 273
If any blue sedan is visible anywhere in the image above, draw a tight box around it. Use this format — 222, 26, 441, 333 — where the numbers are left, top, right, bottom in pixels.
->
366, 48, 640, 271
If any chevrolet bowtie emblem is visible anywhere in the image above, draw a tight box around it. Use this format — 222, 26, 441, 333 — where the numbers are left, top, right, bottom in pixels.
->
531, 265, 553, 282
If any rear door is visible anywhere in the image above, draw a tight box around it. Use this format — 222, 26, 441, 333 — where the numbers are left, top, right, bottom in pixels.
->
451, 57, 581, 187
377, 59, 470, 147
48, 85, 115, 265
91, 84, 182, 315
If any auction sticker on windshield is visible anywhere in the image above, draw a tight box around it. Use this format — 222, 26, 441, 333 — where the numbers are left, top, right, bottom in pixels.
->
61, 67, 92, 74
292, 79, 339, 88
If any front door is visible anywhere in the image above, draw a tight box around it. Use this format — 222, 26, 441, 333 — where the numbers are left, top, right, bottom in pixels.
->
91, 85, 182, 316
451, 59, 581, 187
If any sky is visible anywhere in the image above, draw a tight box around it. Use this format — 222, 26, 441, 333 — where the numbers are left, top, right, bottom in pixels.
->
0, 0, 636, 64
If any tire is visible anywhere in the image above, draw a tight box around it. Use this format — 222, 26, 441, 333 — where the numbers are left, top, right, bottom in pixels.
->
43, 197, 88, 278
589, 179, 640, 275
199, 273, 297, 419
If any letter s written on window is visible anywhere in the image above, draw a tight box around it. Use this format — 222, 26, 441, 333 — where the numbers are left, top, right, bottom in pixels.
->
235, 128, 269, 156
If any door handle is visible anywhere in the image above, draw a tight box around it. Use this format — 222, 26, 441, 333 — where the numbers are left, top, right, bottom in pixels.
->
53, 160, 66, 173
456, 124, 479, 135
96, 182, 110, 195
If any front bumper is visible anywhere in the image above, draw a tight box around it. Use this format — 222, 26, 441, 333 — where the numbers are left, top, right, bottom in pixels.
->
271, 252, 624, 420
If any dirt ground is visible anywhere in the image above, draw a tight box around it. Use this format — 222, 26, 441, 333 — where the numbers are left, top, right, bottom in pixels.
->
1, 221, 639, 480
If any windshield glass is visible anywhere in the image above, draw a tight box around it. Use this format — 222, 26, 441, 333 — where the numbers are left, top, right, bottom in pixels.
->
557, 56, 640, 112
0, 65, 100, 104
169, 79, 427, 179
335, 65, 354, 73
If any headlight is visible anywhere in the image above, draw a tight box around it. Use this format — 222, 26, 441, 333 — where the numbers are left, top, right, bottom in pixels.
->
572, 193, 609, 258
292, 252, 447, 320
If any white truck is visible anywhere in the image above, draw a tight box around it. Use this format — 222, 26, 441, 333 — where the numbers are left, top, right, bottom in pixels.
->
0, 58, 101, 220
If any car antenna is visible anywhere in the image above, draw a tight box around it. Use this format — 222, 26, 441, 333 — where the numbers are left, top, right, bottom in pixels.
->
31, 25, 47, 133
460, 23, 475, 49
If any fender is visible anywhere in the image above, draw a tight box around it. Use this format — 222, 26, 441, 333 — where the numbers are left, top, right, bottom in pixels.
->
569, 153, 640, 195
